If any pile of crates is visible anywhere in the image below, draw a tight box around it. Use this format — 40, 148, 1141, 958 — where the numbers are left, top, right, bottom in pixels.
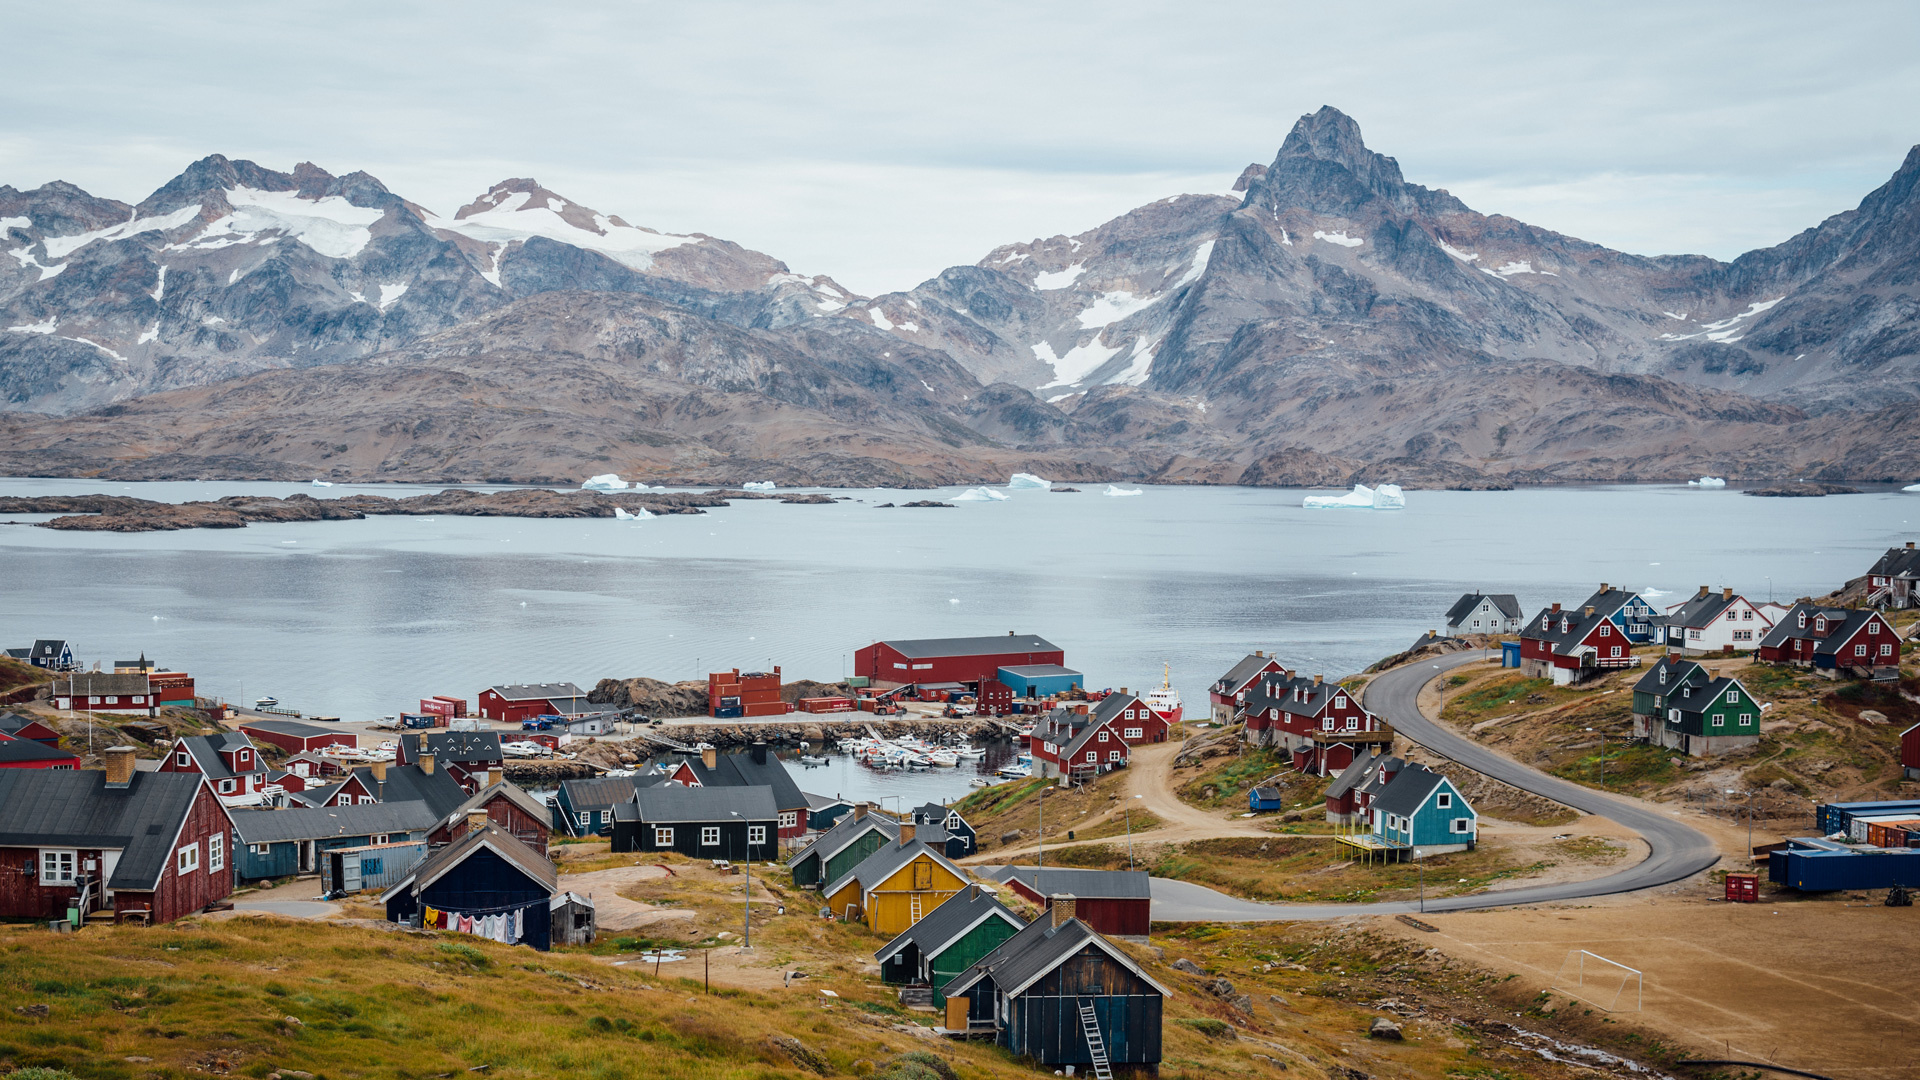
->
709, 667, 787, 719
419, 695, 468, 719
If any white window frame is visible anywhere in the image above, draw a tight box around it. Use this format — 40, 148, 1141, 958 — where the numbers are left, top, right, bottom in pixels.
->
1436, 792, 1451, 809
599, 810, 611, 824
249, 843, 272, 856
1084, 751, 1097, 763
1726, 690, 1739, 704
1711, 715, 1725, 728
208, 834, 225, 873
1097, 730, 1109, 742
654, 826, 674, 847
578, 812, 591, 826
779, 811, 798, 828
1108, 750, 1123, 762
1855, 644, 1868, 657
1451, 818, 1472, 834
177, 750, 192, 767
1335, 695, 1347, 708
39, 848, 76, 886
1599, 623, 1610, 637
1739, 713, 1752, 725
1123, 727, 1143, 740
177, 842, 200, 875
748, 825, 767, 845
701, 826, 720, 846
219, 778, 234, 793
358, 795, 375, 805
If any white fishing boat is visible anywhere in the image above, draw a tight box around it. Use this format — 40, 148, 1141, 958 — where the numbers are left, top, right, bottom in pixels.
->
969, 778, 993, 787
799, 754, 828, 766
927, 750, 960, 767
954, 746, 986, 760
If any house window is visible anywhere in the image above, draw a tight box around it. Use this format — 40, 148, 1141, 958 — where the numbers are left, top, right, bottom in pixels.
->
893, 663, 907, 670
1855, 644, 1868, 657
177, 751, 192, 767
1085, 751, 1097, 763
1123, 727, 1143, 739
1335, 695, 1347, 708
1688, 628, 1703, 640
1451, 818, 1472, 834
1798, 612, 1807, 628
1610, 646, 1622, 658
39, 849, 76, 885
599, 810, 611, 824
1108, 750, 1123, 761
1711, 715, 1724, 728
1883, 644, 1895, 656
1098, 730, 1109, 742
1742, 610, 1753, 620
749, 825, 767, 845
1599, 624, 1610, 636
578, 812, 591, 826
701, 826, 720, 846
208, 834, 225, 872
779, 811, 798, 828
250, 843, 271, 856
1658, 668, 1667, 685
1344, 717, 1358, 731
1739, 714, 1752, 726
177, 843, 200, 874
219, 779, 234, 794
1436, 793, 1451, 809
912, 663, 933, 670
1816, 618, 1826, 632
654, 826, 674, 847
1726, 690, 1739, 704
358, 796, 375, 805
239, 749, 251, 763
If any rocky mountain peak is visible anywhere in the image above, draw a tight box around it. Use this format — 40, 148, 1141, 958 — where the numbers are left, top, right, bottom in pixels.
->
135, 154, 303, 215
1246, 105, 1468, 220
1275, 105, 1404, 188
1230, 163, 1267, 192
455, 178, 621, 234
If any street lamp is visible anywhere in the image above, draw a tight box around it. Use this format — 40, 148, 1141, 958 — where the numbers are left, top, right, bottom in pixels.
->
1125, 795, 1144, 870
729, 811, 752, 950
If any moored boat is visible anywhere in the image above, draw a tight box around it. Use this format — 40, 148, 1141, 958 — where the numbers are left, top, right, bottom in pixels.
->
1142, 663, 1183, 724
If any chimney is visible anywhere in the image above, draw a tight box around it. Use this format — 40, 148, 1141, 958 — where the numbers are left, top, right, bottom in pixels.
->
1050, 893, 1077, 928
420, 752, 435, 775
701, 746, 718, 770
1908, 541, 1915, 550
1697, 585, 1710, 598
1120, 687, 1128, 696
855, 802, 868, 820
103, 745, 137, 787
1600, 583, 1610, 593
1255, 650, 1264, 657
1723, 586, 1733, 601
967, 883, 979, 900
1551, 602, 1561, 614
751, 740, 767, 765
1314, 673, 1324, 686
1584, 606, 1595, 617
487, 767, 502, 789
1284, 669, 1295, 681
370, 759, 388, 781
899, 822, 916, 846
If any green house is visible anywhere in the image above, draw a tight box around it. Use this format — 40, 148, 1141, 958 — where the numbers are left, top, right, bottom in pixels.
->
786, 806, 898, 888
1630, 655, 1709, 741
1660, 675, 1763, 757
874, 883, 1025, 1006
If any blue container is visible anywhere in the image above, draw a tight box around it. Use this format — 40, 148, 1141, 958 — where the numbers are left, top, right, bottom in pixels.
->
1777, 847, 1920, 891
1500, 642, 1522, 668
713, 706, 743, 719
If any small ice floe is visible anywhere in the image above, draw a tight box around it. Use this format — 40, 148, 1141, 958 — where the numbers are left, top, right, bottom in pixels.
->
742, 481, 777, 492
311, 479, 333, 487
1687, 476, 1727, 488
1642, 587, 1671, 598
1303, 483, 1404, 509
949, 598, 961, 605
1902, 483, 1920, 492
280, 540, 297, 545
582, 473, 629, 491
1007, 472, 1052, 490
613, 506, 653, 521
952, 487, 1011, 502
1104, 485, 1143, 497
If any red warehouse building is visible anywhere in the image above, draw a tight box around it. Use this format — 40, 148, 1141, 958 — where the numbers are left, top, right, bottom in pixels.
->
478, 682, 591, 724
994, 867, 1152, 939
854, 633, 1063, 688
239, 719, 358, 755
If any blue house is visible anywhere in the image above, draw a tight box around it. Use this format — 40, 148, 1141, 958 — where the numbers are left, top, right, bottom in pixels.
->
1579, 585, 1659, 645
1248, 786, 1285, 812
1370, 762, 1476, 859
995, 664, 1084, 699
911, 802, 978, 858
229, 802, 438, 880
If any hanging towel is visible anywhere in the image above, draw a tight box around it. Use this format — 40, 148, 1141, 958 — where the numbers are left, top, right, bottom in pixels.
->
511, 907, 523, 942
458, 915, 474, 934
423, 905, 438, 927
495, 913, 511, 944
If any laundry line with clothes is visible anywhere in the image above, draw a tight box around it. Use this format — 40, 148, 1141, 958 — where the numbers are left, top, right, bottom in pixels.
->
422, 900, 538, 945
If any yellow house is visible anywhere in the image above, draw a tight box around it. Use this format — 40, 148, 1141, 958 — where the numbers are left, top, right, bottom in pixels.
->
821, 823, 970, 936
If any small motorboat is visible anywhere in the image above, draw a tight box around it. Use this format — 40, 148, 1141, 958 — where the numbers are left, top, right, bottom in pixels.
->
969, 778, 992, 787
799, 754, 829, 766
927, 751, 959, 767
254, 697, 278, 709
954, 746, 986, 760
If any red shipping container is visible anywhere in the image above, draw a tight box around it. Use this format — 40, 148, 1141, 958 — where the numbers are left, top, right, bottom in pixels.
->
742, 701, 786, 717
1725, 872, 1758, 903
432, 695, 468, 718
420, 699, 455, 716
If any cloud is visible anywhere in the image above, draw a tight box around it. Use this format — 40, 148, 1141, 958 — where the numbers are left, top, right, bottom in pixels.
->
4, 0, 1918, 293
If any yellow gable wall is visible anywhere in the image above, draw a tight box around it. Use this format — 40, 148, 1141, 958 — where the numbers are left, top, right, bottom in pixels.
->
863, 855, 968, 935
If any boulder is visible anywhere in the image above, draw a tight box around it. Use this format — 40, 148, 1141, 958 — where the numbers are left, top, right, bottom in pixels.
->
1368, 1017, 1403, 1040
1000, 830, 1025, 845
1207, 977, 1236, 998
1171, 958, 1206, 975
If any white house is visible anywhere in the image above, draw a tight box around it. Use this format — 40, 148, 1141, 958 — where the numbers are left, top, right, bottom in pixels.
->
1663, 586, 1774, 655
1444, 593, 1523, 635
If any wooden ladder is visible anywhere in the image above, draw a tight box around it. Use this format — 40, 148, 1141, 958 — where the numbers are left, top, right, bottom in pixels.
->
908, 892, 924, 925
1077, 999, 1112, 1080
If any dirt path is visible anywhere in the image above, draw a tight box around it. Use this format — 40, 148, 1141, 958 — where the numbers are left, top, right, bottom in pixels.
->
555, 864, 690, 934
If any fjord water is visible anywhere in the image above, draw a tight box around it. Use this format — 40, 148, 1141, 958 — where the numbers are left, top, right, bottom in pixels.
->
1, 479, 1913, 727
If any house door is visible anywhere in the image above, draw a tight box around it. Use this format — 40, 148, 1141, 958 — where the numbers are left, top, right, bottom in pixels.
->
299, 841, 316, 874
912, 861, 933, 890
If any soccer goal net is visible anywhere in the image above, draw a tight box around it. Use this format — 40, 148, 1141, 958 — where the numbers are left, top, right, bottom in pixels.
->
1551, 949, 1642, 1012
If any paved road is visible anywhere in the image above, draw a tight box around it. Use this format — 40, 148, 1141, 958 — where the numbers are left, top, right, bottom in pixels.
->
1124, 653, 1720, 921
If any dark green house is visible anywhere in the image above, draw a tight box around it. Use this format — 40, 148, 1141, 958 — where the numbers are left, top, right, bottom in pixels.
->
1630, 656, 1708, 741
1659, 674, 1763, 756
874, 883, 1025, 1006
787, 805, 898, 889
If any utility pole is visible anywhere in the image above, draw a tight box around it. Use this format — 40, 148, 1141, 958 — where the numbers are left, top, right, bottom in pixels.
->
1037, 783, 1044, 869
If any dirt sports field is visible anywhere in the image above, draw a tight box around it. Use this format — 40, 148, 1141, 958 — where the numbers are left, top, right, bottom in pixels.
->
1379, 892, 1920, 1080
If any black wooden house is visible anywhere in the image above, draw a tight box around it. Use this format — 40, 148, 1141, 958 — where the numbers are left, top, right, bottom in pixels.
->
382, 821, 558, 950
610, 784, 778, 862
911, 801, 978, 858
942, 896, 1167, 1075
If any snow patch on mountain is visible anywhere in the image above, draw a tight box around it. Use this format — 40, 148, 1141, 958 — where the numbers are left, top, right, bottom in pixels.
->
1033, 338, 1122, 385
431, 189, 694, 272
1438, 241, 1479, 263
7, 317, 57, 334
1313, 230, 1363, 248
1033, 263, 1086, 290
42, 205, 202, 260
867, 305, 893, 330
1657, 297, 1783, 343
378, 283, 408, 310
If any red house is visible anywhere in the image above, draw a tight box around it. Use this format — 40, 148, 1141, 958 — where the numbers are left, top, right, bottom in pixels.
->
1756, 602, 1901, 676
0, 732, 79, 770
1091, 691, 1169, 745
1032, 707, 1131, 780
1242, 669, 1391, 776
239, 719, 358, 755
1903, 723, 1920, 781
48, 673, 156, 716
478, 682, 591, 723
1520, 602, 1641, 686
0, 747, 233, 925
148, 672, 196, 707
435, 778, 552, 856
854, 633, 1062, 689
1208, 651, 1285, 725
996, 867, 1151, 939
0, 713, 66, 748
161, 733, 270, 804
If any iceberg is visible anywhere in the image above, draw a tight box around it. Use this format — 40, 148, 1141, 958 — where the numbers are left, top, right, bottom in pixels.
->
742, 481, 777, 492
1104, 485, 1143, 497
952, 487, 1011, 502
1904, 483, 1920, 492
310, 479, 333, 487
613, 506, 654, 521
582, 473, 629, 491
1687, 476, 1727, 488
1007, 472, 1053, 490
1302, 483, 1405, 509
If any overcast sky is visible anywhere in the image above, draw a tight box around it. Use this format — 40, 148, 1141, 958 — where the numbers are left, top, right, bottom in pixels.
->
4, 1, 1918, 295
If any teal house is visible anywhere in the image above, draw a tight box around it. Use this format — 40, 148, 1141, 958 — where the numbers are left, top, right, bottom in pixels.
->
1657, 674, 1763, 757
787, 804, 898, 888
874, 883, 1025, 1007
1371, 762, 1476, 858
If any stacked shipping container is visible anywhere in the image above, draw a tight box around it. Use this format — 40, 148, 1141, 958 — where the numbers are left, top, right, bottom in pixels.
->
710, 667, 787, 718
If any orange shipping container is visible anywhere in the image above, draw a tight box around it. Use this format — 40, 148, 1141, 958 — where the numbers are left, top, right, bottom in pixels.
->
1867, 819, 1920, 848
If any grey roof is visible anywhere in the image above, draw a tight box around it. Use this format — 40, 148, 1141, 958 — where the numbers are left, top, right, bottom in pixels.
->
0, 738, 77, 765
823, 836, 965, 899
1062, 718, 1118, 760
991, 866, 1152, 900
1244, 672, 1356, 720
238, 718, 345, 739
1445, 592, 1522, 625
944, 913, 1169, 1000
1212, 653, 1281, 695
786, 810, 899, 868
804, 791, 851, 811
47, 672, 149, 695
996, 664, 1082, 679
487, 682, 587, 702
1663, 591, 1741, 631
875, 634, 1059, 660
629, 783, 778, 823
1664, 676, 1753, 719
344, 763, 470, 820
452, 779, 551, 826
1251, 786, 1282, 800
1757, 602, 1891, 657
228, 801, 439, 844
402, 730, 503, 763
286, 782, 343, 808
559, 775, 647, 813
1576, 586, 1642, 620
383, 822, 557, 902
680, 747, 806, 811
1371, 762, 1450, 820
874, 884, 1024, 965
1091, 692, 1140, 727
1325, 749, 1383, 800
1633, 655, 1708, 696
1521, 604, 1617, 657
1357, 756, 1406, 798
0, 770, 215, 891
1868, 544, 1920, 579
176, 733, 265, 781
